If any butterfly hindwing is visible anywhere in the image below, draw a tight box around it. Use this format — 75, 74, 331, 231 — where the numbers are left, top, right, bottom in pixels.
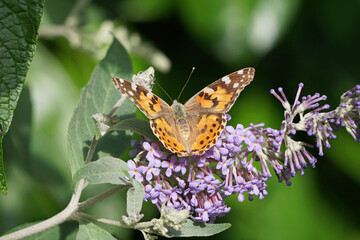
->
112, 77, 171, 119
185, 67, 255, 113
186, 112, 227, 156
150, 117, 188, 155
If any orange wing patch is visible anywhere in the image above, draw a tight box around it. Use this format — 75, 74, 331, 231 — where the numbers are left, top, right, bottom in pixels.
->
194, 86, 233, 111
150, 117, 188, 155
190, 113, 226, 155
210, 86, 233, 110
137, 91, 162, 116
197, 88, 215, 108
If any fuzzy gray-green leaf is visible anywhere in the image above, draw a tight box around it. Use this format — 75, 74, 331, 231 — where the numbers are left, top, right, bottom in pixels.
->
72, 157, 131, 188
67, 38, 134, 178
126, 180, 145, 216
167, 221, 231, 237
77, 221, 116, 240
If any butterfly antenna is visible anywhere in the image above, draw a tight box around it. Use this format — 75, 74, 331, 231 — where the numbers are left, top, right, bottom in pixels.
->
177, 67, 195, 101
154, 79, 173, 102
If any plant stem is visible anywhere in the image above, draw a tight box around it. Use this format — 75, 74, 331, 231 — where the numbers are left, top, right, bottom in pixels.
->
109, 95, 127, 117
85, 136, 98, 164
0, 193, 79, 240
38, 25, 79, 41
76, 212, 154, 230
76, 212, 128, 228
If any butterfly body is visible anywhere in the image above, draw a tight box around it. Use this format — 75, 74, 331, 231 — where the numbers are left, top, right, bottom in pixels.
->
113, 67, 255, 157
171, 100, 190, 140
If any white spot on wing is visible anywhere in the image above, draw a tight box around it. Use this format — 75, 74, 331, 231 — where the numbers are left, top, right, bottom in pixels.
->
128, 91, 134, 96
237, 70, 244, 74
222, 76, 231, 84
233, 83, 239, 88
204, 87, 215, 94
146, 92, 153, 98
131, 83, 137, 91
119, 79, 124, 83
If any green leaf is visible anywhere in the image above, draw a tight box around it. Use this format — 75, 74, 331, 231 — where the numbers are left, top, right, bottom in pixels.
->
110, 118, 157, 142
4, 222, 60, 240
72, 156, 131, 188
126, 180, 145, 216
167, 220, 231, 237
67, 38, 134, 178
0, 0, 45, 195
77, 221, 116, 240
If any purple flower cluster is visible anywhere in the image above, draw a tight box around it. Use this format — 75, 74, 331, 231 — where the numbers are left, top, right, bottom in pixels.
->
327, 85, 360, 141
125, 83, 360, 222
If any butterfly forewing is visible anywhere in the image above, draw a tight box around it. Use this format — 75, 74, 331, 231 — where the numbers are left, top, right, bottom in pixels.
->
184, 67, 255, 113
112, 77, 171, 119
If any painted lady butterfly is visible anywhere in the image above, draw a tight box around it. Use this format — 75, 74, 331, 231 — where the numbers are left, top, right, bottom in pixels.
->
113, 67, 255, 157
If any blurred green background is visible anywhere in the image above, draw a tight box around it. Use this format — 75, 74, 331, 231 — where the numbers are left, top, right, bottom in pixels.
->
1, 0, 359, 239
